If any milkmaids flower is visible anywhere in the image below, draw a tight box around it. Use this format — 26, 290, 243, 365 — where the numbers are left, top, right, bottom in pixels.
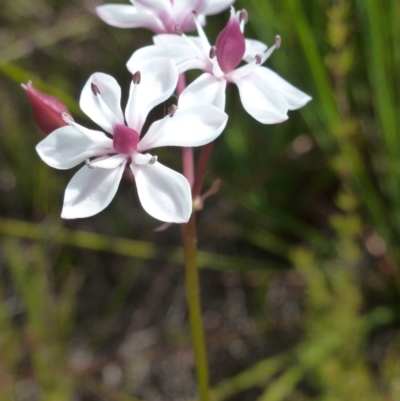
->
127, 8, 312, 124
35, 59, 228, 222
96, 0, 235, 34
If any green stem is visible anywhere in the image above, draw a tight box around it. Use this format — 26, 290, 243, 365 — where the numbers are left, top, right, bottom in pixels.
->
181, 214, 210, 401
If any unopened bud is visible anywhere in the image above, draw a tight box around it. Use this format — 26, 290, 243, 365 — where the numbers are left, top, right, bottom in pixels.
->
175, 24, 183, 36
22, 81, 70, 135
91, 82, 101, 95
255, 54, 262, 64
209, 46, 216, 59
215, 9, 246, 73
275, 35, 281, 49
133, 71, 141, 84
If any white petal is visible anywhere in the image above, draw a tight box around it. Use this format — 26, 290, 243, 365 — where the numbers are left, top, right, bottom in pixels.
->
69, 121, 114, 148
61, 160, 127, 219
178, 73, 227, 110
202, 0, 234, 15
243, 39, 268, 63
135, 0, 171, 13
130, 161, 191, 223
127, 38, 207, 75
138, 105, 228, 151
90, 154, 127, 169
132, 152, 153, 165
232, 68, 289, 124
125, 58, 178, 133
256, 67, 312, 110
96, 4, 164, 32
80, 73, 124, 134
36, 126, 111, 170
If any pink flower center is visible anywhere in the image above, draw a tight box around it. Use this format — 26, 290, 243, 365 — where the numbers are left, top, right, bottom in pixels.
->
113, 124, 140, 154
215, 14, 246, 74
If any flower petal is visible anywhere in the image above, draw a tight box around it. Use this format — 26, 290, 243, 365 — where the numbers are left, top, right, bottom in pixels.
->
96, 4, 164, 32
202, 0, 235, 15
178, 73, 226, 110
80, 73, 124, 134
256, 67, 312, 110
138, 105, 228, 151
127, 38, 207, 75
130, 161, 191, 223
61, 160, 127, 219
125, 58, 178, 133
90, 154, 127, 169
36, 126, 111, 170
232, 68, 289, 124
243, 39, 268, 63
135, 0, 171, 13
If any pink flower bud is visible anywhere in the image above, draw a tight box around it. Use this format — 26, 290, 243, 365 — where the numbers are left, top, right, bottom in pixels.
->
22, 82, 70, 135
215, 10, 246, 74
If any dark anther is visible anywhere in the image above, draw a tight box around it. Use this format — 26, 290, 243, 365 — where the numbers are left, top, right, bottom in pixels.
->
275, 35, 281, 49
133, 71, 141, 84
175, 24, 183, 36
192, 10, 198, 19
91, 82, 101, 96
255, 54, 262, 64
239, 9, 248, 24
149, 155, 158, 165
209, 46, 216, 59
168, 104, 178, 117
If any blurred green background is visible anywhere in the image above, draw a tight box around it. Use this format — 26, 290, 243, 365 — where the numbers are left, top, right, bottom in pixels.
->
1, 0, 400, 400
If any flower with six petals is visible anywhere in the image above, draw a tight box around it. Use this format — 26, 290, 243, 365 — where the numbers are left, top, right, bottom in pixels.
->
36, 59, 228, 222
127, 7, 312, 124
96, 0, 235, 34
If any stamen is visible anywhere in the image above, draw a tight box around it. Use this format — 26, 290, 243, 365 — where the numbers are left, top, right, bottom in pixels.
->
62, 112, 74, 125
175, 24, 183, 36
91, 82, 101, 96
168, 104, 178, 117
209, 46, 216, 59
255, 54, 262, 64
239, 9, 248, 24
85, 159, 94, 169
133, 71, 141, 85
192, 10, 198, 19
275, 35, 282, 49
149, 155, 158, 165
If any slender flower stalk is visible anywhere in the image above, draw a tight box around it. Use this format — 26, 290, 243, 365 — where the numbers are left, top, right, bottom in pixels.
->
181, 215, 210, 401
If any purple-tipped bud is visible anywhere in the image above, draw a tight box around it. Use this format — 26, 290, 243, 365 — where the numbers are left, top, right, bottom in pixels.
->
215, 10, 246, 74
22, 82, 70, 135
113, 124, 140, 154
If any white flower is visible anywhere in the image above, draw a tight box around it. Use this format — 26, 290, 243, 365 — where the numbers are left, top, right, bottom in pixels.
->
127, 8, 312, 124
36, 59, 228, 222
96, 0, 235, 34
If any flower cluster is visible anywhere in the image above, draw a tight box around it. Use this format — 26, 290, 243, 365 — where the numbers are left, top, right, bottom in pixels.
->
27, 1, 311, 223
